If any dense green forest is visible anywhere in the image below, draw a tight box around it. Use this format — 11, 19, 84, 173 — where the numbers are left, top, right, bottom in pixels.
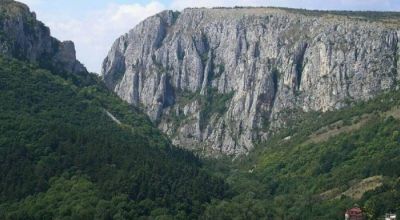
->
0, 56, 227, 219
202, 88, 400, 219
2, 53, 400, 219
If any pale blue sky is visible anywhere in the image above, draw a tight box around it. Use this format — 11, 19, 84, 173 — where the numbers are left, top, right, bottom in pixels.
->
19, 0, 400, 73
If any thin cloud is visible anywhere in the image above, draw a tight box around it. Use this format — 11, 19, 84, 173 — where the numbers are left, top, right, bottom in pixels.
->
40, 1, 165, 73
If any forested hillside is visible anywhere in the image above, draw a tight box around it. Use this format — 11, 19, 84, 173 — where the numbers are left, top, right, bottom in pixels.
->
0, 56, 227, 219
2, 1, 400, 219
203, 88, 400, 219
4, 37, 398, 220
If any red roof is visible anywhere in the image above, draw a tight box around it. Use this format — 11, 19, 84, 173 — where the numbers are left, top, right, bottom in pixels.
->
346, 207, 362, 214
346, 207, 363, 220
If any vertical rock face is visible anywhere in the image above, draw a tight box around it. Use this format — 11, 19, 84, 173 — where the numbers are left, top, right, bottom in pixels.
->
103, 8, 400, 155
0, 0, 86, 74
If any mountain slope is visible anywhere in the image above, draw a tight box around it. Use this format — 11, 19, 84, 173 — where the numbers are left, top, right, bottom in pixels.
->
0, 1, 227, 219
102, 7, 400, 155
0, 47, 226, 220
202, 88, 400, 219
2, 1, 400, 219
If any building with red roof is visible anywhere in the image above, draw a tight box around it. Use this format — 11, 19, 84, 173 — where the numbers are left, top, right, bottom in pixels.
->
345, 206, 364, 220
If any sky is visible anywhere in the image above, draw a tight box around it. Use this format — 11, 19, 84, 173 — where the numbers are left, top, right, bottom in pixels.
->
18, 0, 400, 73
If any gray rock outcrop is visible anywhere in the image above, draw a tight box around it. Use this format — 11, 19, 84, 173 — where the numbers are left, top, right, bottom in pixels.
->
0, 0, 86, 74
102, 8, 400, 155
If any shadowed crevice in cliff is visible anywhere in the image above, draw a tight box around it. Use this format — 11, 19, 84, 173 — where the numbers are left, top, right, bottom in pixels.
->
154, 11, 181, 49
163, 75, 175, 108
103, 55, 126, 90
153, 19, 167, 50
254, 41, 261, 58
271, 66, 279, 106
294, 42, 308, 90
392, 33, 399, 78
196, 33, 211, 66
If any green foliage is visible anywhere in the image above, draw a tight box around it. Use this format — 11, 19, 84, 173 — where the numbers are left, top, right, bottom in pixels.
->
201, 53, 209, 64
165, 88, 234, 132
162, 90, 200, 131
3, 175, 100, 219
0, 56, 227, 219
203, 195, 270, 220
202, 88, 400, 219
281, 7, 400, 22
210, 63, 225, 80
361, 179, 400, 219
199, 88, 234, 130
211, 6, 400, 23
176, 90, 200, 106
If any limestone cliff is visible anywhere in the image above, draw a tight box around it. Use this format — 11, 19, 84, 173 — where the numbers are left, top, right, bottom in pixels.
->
103, 8, 400, 155
0, 0, 86, 74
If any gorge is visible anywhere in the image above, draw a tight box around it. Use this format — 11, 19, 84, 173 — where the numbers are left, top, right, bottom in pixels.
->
103, 7, 400, 155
